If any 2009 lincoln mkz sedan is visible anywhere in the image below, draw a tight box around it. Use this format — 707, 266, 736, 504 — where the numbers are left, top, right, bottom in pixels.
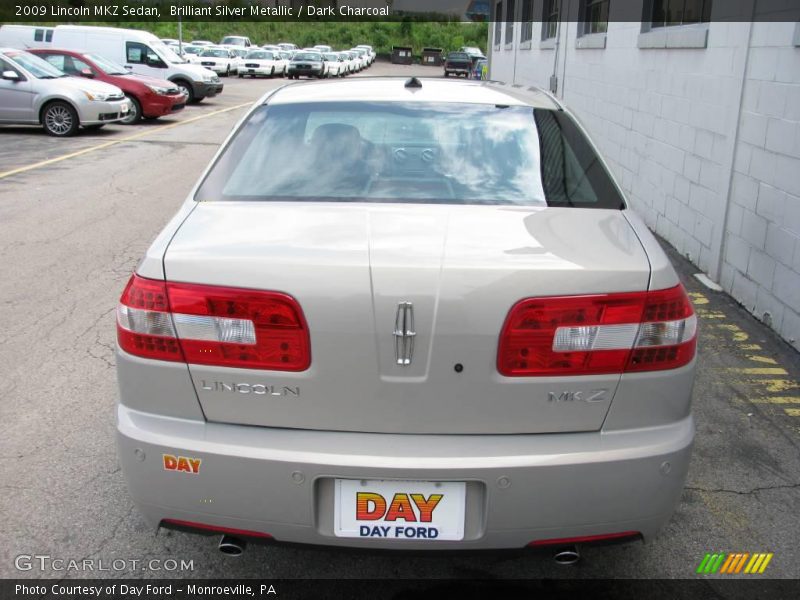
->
116, 77, 697, 553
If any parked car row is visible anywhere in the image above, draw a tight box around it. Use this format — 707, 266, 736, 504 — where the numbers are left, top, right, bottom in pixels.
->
165, 38, 377, 80
0, 25, 230, 136
0, 47, 132, 136
287, 46, 375, 79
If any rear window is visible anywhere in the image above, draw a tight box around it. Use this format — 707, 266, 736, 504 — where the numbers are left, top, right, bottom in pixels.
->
195, 102, 625, 209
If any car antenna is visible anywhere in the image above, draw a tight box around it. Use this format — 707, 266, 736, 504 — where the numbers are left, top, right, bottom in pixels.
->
405, 77, 422, 89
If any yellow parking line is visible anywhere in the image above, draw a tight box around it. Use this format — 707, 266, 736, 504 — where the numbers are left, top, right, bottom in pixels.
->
0, 102, 251, 181
750, 397, 800, 405
696, 309, 726, 319
688, 292, 709, 305
729, 367, 788, 376
786, 409, 800, 417
746, 355, 778, 365
740, 344, 763, 351
758, 380, 799, 393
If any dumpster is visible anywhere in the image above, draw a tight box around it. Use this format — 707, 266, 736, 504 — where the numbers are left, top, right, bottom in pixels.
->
391, 45, 413, 65
421, 47, 443, 66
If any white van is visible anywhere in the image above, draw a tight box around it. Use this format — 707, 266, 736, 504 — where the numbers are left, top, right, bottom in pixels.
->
0, 25, 223, 103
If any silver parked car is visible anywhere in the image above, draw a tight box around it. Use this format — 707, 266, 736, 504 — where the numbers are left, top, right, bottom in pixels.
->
0, 48, 130, 136
116, 77, 697, 554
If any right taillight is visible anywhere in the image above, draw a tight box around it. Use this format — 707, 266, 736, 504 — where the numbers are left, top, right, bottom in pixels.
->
117, 274, 310, 371
497, 284, 696, 376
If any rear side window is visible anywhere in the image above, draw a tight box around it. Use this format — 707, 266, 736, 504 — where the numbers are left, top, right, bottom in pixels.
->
196, 102, 625, 209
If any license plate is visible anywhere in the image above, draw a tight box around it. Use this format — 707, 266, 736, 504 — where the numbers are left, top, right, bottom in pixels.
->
334, 479, 466, 541
249, 69, 255, 73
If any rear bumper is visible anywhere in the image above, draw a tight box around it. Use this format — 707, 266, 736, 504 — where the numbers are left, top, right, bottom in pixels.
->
117, 404, 694, 550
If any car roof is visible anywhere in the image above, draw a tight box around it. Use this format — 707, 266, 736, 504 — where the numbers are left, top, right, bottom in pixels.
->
266, 77, 561, 109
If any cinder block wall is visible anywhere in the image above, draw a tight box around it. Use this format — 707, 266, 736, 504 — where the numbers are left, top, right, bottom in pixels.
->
722, 22, 800, 350
488, 16, 800, 351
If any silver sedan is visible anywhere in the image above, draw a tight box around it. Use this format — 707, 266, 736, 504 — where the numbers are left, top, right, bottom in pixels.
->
0, 48, 130, 136
116, 77, 697, 555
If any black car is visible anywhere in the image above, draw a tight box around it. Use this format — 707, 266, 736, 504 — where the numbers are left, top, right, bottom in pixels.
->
444, 52, 472, 78
287, 51, 325, 79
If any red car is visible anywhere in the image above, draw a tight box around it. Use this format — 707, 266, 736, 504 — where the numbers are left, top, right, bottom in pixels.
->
30, 48, 187, 124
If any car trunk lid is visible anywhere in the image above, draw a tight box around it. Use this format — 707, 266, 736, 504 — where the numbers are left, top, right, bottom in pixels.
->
162, 202, 651, 434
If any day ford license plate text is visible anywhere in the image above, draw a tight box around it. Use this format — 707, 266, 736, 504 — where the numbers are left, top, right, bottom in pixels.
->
334, 479, 466, 541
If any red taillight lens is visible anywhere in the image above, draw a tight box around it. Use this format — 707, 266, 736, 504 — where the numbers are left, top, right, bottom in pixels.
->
497, 285, 696, 376
117, 274, 310, 371
117, 275, 184, 362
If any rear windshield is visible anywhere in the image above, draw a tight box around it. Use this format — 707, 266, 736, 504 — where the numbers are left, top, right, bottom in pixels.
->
195, 102, 625, 209
448, 53, 470, 60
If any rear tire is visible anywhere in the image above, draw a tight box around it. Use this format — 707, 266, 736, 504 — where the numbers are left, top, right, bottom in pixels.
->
42, 101, 79, 137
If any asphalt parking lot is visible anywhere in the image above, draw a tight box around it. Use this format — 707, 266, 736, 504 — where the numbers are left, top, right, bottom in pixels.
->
1, 61, 798, 581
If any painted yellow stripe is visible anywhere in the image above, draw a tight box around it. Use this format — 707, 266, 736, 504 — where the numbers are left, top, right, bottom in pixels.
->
740, 344, 763, 350
720, 553, 736, 573
746, 355, 778, 365
785, 408, 800, 417
0, 102, 251, 181
688, 292, 709, 305
734, 553, 749, 573
758, 553, 773, 573
757, 380, 799, 393
696, 309, 726, 319
730, 368, 789, 375
750, 397, 800, 405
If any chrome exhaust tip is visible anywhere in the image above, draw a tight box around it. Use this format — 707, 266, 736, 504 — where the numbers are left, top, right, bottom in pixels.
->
218, 534, 246, 556
553, 545, 580, 565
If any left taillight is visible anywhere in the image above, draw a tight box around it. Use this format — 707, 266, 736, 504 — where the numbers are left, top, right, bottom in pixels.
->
497, 284, 697, 377
117, 274, 311, 371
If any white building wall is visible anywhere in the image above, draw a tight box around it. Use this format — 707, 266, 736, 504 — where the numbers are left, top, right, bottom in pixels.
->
721, 21, 800, 350
488, 13, 800, 351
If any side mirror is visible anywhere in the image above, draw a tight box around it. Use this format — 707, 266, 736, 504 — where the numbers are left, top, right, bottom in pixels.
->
2, 70, 20, 81
79, 68, 95, 79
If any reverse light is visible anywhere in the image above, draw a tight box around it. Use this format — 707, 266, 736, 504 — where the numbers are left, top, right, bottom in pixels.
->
498, 285, 697, 376
117, 274, 311, 371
